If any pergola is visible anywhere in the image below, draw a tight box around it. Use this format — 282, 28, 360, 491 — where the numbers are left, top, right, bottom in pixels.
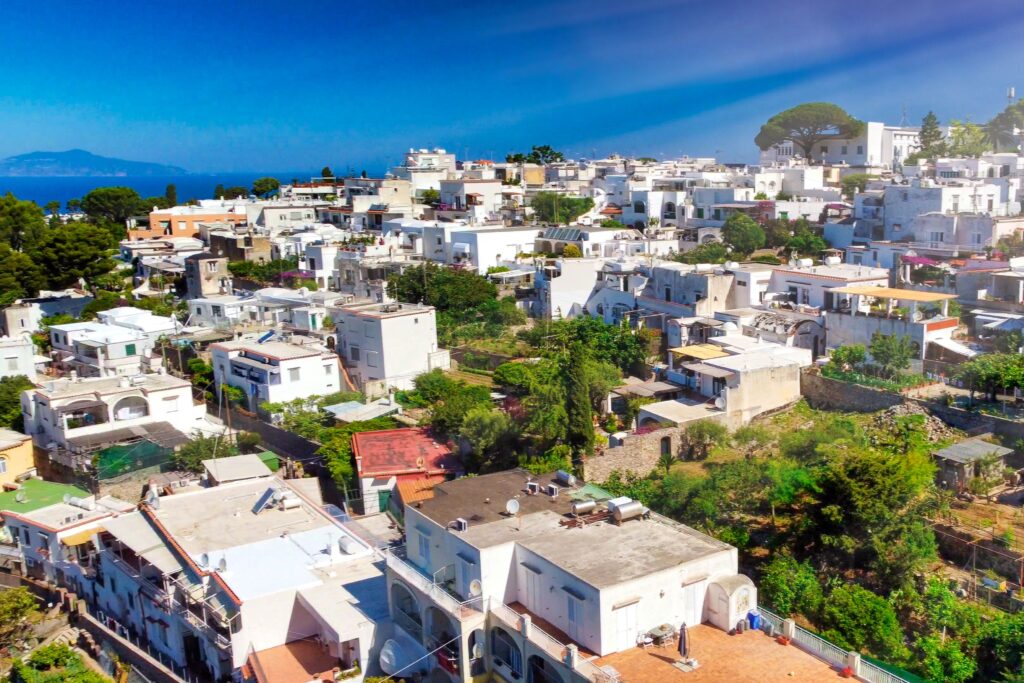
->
828, 285, 957, 319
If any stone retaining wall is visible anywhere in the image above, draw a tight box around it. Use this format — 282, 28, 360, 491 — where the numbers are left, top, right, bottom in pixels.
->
799, 371, 904, 412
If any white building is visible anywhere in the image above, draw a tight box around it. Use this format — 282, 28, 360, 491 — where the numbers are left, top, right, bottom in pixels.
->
331, 302, 450, 395
49, 321, 154, 378
386, 469, 754, 682
759, 122, 921, 170
210, 338, 341, 410
93, 463, 384, 681
21, 372, 208, 469
0, 336, 39, 380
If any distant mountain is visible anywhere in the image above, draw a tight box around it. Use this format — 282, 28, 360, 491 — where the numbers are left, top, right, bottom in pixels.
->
0, 149, 187, 177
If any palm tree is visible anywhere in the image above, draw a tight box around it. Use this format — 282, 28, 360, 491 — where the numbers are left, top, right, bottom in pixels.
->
658, 450, 675, 475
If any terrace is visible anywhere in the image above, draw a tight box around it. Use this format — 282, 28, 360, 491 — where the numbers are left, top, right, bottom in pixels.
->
594, 624, 842, 683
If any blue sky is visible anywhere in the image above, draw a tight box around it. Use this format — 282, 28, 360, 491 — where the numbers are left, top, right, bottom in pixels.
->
1, 0, 1022, 172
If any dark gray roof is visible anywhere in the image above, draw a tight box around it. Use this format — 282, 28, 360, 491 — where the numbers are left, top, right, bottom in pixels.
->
934, 438, 1013, 464
415, 469, 575, 527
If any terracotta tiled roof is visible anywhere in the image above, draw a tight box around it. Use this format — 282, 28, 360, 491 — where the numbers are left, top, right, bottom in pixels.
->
395, 475, 445, 505
352, 428, 459, 477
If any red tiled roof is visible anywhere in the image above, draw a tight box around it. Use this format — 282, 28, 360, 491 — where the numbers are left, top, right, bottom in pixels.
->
249, 641, 339, 683
395, 475, 445, 505
600, 204, 623, 215
352, 428, 459, 478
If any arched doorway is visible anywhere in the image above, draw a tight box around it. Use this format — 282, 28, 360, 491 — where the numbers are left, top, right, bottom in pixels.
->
390, 581, 422, 640
528, 654, 564, 683
490, 627, 523, 679
112, 396, 148, 421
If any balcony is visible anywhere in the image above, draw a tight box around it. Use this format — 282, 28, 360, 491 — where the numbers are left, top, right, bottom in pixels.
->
489, 599, 615, 682
181, 608, 231, 650
384, 549, 482, 618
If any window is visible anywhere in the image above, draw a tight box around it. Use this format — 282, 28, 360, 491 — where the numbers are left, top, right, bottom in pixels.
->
930, 232, 945, 243
857, 145, 864, 155
367, 352, 379, 368
350, 346, 360, 361
177, 221, 186, 231
5, 357, 17, 372
660, 436, 671, 457
206, 261, 218, 273
125, 344, 136, 356
162, 396, 178, 413
324, 364, 333, 375
491, 628, 522, 675
800, 289, 810, 305
288, 367, 301, 382
988, 198, 994, 212
972, 233, 982, 245
418, 532, 430, 564
841, 145, 848, 155
820, 145, 828, 154
0, 458, 7, 475
893, 223, 902, 232
364, 322, 376, 338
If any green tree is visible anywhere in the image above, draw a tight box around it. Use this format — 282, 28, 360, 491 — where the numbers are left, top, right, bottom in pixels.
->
819, 584, 908, 662
321, 166, 334, 179
0, 192, 49, 252
564, 345, 595, 457
977, 612, 1024, 681
165, 183, 178, 206
827, 344, 866, 371
0, 375, 35, 431
720, 213, 765, 256
785, 228, 826, 257
868, 332, 914, 378
0, 244, 47, 300
515, 145, 564, 164
754, 103, 866, 160
561, 244, 582, 258
947, 119, 989, 158
66, 198, 81, 213
0, 586, 40, 651
387, 262, 497, 311
172, 434, 239, 472
758, 555, 822, 617
252, 177, 281, 197
840, 173, 877, 198
30, 222, 116, 288
987, 98, 1024, 152
600, 219, 626, 228
427, 382, 492, 437
213, 183, 226, 199
43, 200, 60, 217
673, 241, 729, 264
955, 353, 1024, 402
521, 444, 572, 475
918, 110, 945, 157
81, 186, 143, 225
226, 186, 250, 199
461, 406, 518, 471
420, 188, 440, 207
530, 192, 594, 224
683, 420, 729, 460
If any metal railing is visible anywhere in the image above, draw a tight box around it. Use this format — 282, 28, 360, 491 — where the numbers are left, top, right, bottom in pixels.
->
758, 608, 910, 683
791, 625, 848, 667
384, 549, 482, 618
860, 661, 911, 683
487, 599, 617, 682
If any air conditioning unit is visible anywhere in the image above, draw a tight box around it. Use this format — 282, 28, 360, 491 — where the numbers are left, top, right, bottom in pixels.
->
453, 517, 469, 532
546, 484, 559, 498
526, 482, 540, 495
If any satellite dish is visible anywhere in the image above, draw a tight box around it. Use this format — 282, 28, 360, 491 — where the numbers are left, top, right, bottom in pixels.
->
505, 499, 520, 516
200, 553, 209, 568
217, 557, 228, 573
472, 642, 484, 659
378, 640, 404, 676
714, 397, 725, 410
469, 579, 482, 597
62, 494, 72, 504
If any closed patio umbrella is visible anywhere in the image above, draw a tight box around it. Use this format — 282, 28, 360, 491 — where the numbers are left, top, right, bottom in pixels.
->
678, 622, 690, 659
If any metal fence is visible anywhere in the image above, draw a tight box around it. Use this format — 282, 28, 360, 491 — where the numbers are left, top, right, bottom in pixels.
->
758, 607, 911, 683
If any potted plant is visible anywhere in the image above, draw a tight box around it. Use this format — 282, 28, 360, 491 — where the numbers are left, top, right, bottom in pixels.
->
776, 635, 790, 646
840, 665, 855, 678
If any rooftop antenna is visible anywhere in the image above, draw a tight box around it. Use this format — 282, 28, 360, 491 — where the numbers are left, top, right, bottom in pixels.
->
899, 104, 908, 127
1009, 86, 1017, 105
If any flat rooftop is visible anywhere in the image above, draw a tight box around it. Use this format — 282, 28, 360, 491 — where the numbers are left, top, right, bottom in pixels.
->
640, 398, 723, 425
34, 373, 191, 400
934, 437, 1013, 464
0, 480, 91, 515
212, 340, 326, 360
596, 624, 843, 682
418, 470, 731, 588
